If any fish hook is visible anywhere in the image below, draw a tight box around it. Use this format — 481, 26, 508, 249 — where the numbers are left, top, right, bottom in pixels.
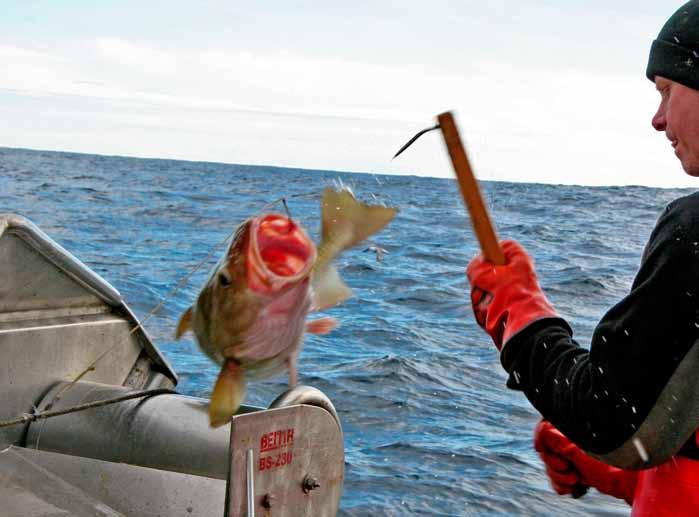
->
281, 198, 292, 220
281, 198, 294, 233
259, 196, 295, 233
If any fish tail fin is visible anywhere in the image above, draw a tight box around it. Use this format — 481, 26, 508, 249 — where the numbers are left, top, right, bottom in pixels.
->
319, 187, 398, 254
175, 307, 193, 340
312, 187, 397, 310
209, 359, 246, 428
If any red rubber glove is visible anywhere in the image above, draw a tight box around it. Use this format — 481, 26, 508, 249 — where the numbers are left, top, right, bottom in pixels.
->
534, 420, 638, 505
466, 240, 558, 351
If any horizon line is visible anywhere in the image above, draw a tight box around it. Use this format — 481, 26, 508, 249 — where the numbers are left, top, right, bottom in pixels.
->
1, 144, 693, 192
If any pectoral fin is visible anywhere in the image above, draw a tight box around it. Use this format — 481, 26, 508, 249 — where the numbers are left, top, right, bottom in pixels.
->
306, 317, 338, 335
209, 360, 246, 428
311, 265, 352, 311
175, 307, 193, 339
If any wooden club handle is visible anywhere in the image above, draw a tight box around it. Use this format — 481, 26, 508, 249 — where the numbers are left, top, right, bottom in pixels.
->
437, 111, 505, 265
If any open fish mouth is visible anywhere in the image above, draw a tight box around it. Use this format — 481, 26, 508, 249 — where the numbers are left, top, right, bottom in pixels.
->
247, 214, 316, 292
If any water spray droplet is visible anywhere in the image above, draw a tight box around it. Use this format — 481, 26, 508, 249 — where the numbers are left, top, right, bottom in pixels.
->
633, 438, 649, 463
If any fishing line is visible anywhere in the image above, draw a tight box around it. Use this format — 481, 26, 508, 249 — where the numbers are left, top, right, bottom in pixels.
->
257, 191, 319, 214
29, 228, 241, 447
0, 388, 175, 429
14, 185, 383, 432
20, 189, 323, 435
40, 226, 242, 416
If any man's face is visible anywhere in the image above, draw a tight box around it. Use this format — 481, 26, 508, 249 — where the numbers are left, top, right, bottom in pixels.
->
652, 76, 699, 176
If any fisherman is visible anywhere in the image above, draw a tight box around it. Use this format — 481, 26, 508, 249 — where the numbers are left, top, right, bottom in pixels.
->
466, 2, 699, 515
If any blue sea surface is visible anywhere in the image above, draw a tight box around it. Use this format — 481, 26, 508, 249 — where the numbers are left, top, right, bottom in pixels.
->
1, 146, 694, 516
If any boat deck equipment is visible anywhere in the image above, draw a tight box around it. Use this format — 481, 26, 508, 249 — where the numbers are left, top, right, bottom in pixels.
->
0, 214, 344, 517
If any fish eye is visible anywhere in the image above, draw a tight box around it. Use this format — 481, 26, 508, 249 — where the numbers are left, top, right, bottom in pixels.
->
218, 272, 232, 287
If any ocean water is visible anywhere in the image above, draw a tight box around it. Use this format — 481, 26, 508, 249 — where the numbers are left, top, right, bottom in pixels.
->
1, 146, 694, 516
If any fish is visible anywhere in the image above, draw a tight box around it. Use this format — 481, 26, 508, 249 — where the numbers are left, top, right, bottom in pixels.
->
175, 187, 397, 427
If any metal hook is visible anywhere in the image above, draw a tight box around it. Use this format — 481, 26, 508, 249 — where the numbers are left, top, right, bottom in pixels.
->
391, 123, 440, 160
279, 198, 294, 234
258, 197, 294, 232
281, 198, 292, 220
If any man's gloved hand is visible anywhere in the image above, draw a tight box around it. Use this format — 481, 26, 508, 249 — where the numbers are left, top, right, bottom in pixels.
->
466, 240, 558, 351
534, 420, 638, 505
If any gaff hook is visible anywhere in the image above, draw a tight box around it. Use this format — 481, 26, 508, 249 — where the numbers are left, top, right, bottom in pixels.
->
391, 124, 441, 160
391, 111, 505, 265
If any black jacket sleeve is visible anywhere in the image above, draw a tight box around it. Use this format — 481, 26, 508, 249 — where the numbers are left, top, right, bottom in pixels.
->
501, 192, 699, 468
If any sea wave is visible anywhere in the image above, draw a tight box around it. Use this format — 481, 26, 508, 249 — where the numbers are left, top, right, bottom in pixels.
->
2, 146, 681, 516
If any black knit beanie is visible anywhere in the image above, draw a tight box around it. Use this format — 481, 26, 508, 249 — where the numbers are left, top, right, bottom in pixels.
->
646, 1, 699, 90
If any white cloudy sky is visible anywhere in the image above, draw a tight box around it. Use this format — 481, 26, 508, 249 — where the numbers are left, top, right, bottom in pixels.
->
0, 1, 692, 187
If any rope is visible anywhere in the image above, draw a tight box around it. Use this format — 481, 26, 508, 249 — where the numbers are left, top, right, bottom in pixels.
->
0, 388, 174, 429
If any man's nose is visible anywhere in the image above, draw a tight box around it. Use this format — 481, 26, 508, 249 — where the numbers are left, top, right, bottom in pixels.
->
652, 106, 666, 131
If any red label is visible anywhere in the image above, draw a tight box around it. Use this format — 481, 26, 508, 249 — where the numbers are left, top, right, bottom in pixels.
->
258, 451, 293, 471
260, 427, 294, 452
258, 427, 295, 472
